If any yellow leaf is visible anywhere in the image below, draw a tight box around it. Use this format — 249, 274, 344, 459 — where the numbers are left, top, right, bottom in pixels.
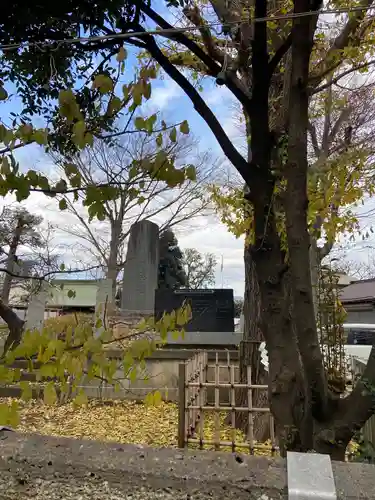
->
44, 382, 57, 405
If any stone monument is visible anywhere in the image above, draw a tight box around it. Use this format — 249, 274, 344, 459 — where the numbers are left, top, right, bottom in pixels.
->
121, 220, 159, 314
25, 282, 48, 331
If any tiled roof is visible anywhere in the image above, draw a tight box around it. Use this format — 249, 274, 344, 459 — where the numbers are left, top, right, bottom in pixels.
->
339, 279, 375, 303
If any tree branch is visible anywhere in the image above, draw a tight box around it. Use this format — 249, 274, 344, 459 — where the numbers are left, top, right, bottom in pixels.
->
0, 264, 102, 282
309, 0, 375, 89
140, 34, 251, 181
139, 2, 252, 109
311, 59, 375, 95
268, 33, 292, 79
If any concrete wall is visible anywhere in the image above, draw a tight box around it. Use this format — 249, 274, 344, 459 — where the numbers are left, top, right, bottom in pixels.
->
345, 309, 375, 324
81, 349, 241, 402
0, 432, 374, 499
48, 280, 98, 308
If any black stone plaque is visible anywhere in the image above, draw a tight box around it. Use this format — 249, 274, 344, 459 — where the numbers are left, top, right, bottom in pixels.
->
154, 288, 234, 332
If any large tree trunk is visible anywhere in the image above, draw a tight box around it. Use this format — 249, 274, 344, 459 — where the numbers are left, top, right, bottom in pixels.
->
105, 220, 122, 300
284, 0, 329, 426
234, 234, 270, 441
0, 299, 25, 357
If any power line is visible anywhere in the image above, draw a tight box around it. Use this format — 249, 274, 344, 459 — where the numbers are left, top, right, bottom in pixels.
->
0, 4, 374, 52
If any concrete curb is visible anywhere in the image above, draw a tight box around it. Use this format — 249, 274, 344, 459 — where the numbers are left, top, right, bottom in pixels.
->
0, 432, 374, 499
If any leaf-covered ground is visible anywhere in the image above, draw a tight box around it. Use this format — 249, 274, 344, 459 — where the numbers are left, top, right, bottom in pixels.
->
1, 398, 275, 455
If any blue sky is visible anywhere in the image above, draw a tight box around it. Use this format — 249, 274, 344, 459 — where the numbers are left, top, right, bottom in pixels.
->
1, 9, 375, 295
0, 28, 248, 296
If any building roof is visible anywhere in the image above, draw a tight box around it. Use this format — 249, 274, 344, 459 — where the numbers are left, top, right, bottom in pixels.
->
339, 278, 375, 303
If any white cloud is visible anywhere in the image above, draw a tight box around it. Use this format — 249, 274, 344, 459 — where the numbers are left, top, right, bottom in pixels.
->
146, 78, 183, 110
178, 224, 245, 296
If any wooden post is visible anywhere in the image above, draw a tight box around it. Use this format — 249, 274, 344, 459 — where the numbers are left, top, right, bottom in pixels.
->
178, 362, 186, 448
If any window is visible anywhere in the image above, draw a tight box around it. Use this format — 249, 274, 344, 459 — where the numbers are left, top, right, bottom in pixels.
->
346, 330, 374, 345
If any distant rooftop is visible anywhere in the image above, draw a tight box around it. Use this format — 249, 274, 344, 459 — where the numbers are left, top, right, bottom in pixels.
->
339, 278, 375, 303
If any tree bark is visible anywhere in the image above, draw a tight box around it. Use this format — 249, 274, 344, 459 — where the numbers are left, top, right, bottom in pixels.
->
284, 0, 329, 426
237, 238, 270, 441
105, 220, 122, 300
0, 299, 25, 357
309, 236, 320, 321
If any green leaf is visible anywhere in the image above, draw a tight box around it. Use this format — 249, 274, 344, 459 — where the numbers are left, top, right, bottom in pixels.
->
144, 390, 162, 406
145, 113, 157, 133
59, 198, 68, 210
149, 66, 157, 79
73, 390, 88, 407
54, 179, 68, 193
129, 165, 138, 179
180, 120, 190, 134
67, 289, 76, 299
85, 132, 94, 147
73, 120, 86, 136
33, 129, 48, 145
20, 381, 32, 402
132, 84, 143, 105
0, 401, 19, 427
44, 383, 57, 405
122, 85, 130, 100
116, 46, 128, 62
64, 163, 78, 176
142, 81, 152, 100
92, 74, 114, 94
169, 127, 177, 143
185, 165, 197, 181
156, 134, 163, 147
107, 96, 122, 116
135, 117, 145, 130
1, 156, 11, 175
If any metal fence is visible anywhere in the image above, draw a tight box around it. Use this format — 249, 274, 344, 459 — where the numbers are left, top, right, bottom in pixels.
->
178, 351, 277, 454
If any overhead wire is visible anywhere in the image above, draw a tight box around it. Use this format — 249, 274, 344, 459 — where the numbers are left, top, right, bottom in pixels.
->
0, 4, 373, 52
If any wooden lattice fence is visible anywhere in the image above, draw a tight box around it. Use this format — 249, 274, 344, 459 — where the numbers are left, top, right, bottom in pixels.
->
178, 351, 277, 454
